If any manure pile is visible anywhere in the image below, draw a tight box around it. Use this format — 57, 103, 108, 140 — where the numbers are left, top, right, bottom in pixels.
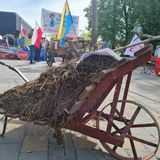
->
0, 55, 118, 129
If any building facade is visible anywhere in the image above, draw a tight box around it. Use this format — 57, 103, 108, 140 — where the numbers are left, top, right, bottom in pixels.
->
0, 11, 32, 38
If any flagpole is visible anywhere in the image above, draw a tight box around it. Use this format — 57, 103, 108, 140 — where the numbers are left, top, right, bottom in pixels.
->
70, 22, 83, 53
66, 0, 82, 52
35, 20, 47, 40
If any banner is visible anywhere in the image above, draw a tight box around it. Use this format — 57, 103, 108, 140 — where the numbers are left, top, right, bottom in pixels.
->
41, 8, 79, 37
124, 34, 145, 57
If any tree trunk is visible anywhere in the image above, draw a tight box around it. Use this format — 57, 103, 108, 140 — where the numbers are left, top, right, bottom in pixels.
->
91, 0, 98, 49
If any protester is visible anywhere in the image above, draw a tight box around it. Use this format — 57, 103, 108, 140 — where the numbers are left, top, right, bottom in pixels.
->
27, 29, 35, 64
35, 42, 42, 62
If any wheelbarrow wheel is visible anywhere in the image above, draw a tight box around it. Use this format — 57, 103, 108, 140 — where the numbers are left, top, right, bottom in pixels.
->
46, 48, 55, 66
68, 52, 77, 60
96, 100, 160, 160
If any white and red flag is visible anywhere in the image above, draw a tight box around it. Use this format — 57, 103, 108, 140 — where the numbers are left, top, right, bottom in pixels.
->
32, 21, 43, 48
21, 24, 27, 37
124, 34, 145, 57
5, 37, 9, 48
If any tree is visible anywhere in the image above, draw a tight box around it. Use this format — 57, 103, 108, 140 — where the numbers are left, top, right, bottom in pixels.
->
84, 2, 92, 30
132, 0, 160, 48
83, 31, 91, 40
97, 0, 123, 48
84, 0, 160, 48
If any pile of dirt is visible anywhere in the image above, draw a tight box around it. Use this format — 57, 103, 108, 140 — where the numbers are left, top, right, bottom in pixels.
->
0, 55, 118, 129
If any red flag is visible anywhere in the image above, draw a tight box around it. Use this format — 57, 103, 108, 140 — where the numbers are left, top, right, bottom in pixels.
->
32, 22, 42, 48
21, 24, 27, 37
154, 57, 160, 76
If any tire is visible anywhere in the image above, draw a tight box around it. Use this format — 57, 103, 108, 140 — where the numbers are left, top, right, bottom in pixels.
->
68, 52, 77, 60
46, 48, 54, 66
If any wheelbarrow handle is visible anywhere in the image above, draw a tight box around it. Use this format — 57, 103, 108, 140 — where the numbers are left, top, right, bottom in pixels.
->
0, 61, 7, 66
0, 61, 29, 82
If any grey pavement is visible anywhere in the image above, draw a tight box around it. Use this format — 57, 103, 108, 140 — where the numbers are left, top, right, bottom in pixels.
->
0, 60, 159, 160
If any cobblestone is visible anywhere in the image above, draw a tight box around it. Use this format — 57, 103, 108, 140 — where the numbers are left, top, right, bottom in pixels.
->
0, 60, 159, 160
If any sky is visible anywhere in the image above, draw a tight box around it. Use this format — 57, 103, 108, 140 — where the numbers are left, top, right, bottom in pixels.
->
0, 0, 91, 30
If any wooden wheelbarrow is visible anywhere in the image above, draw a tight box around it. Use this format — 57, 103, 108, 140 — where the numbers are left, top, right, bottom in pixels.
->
0, 44, 159, 160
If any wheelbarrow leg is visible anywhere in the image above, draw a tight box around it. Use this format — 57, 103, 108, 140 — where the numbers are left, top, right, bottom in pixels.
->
0, 115, 8, 136
53, 128, 64, 145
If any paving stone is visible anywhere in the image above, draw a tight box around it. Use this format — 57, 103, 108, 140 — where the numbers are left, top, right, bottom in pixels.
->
102, 152, 118, 160
6, 119, 27, 131
155, 148, 160, 159
0, 143, 21, 160
49, 142, 65, 160
76, 149, 105, 160
72, 133, 99, 150
0, 60, 159, 160
26, 122, 49, 136
64, 132, 77, 160
0, 126, 25, 144
96, 140, 128, 159
18, 152, 47, 160
126, 148, 155, 159
149, 156, 159, 160
21, 136, 48, 152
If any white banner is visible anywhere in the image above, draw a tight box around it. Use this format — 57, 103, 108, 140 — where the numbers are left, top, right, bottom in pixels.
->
154, 45, 160, 57
41, 8, 79, 37
124, 34, 145, 57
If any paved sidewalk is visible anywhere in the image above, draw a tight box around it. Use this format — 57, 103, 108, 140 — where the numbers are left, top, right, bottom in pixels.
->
0, 60, 159, 160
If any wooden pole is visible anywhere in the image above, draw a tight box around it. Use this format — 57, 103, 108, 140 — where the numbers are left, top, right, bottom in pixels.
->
113, 34, 160, 52
35, 21, 47, 40
91, 0, 98, 50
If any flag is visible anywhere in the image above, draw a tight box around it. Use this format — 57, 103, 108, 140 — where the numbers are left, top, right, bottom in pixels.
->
5, 37, 9, 48
154, 57, 160, 76
57, 0, 73, 46
154, 48, 160, 76
21, 24, 27, 37
124, 34, 145, 57
32, 21, 43, 48
17, 33, 23, 48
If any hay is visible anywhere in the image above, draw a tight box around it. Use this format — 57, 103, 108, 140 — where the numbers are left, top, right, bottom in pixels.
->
0, 55, 118, 129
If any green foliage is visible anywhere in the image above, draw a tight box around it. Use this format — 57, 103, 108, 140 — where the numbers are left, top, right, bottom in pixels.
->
83, 1, 92, 30
83, 31, 91, 40
46, 33, 55, 41
84, 0, 160, 48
